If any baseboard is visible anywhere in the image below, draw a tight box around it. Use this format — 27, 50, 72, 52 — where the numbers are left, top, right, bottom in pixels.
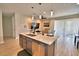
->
0, 36, 4, 44
16, 36, 19, 40
0, 41, 4, 44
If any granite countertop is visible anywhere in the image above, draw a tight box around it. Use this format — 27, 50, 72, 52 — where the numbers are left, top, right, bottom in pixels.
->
20, 32, 58, 45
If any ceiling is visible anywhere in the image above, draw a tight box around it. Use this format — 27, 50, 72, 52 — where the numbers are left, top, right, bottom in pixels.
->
0, 3, 78, 16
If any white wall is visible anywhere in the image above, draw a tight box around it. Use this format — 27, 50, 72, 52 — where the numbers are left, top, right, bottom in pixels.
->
49, 20, 54, 33
0, 11, 4, 44
15, 13, 27, 39
12, 15, 16, 38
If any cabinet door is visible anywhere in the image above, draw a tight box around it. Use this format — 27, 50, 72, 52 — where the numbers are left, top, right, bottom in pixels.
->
23, 39, 27, 49
19, 34, 27, 49
32, 41, 45, 56
26, 37, 32, 54
19, 34, 24, 48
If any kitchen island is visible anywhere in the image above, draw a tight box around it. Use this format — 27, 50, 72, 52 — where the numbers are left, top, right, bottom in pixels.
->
19, 32, 58, 56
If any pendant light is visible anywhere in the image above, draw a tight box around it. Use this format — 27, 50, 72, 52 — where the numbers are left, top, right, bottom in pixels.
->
39, 15, 42, 19
51, 10, 53, 17
32, 15, 34, 21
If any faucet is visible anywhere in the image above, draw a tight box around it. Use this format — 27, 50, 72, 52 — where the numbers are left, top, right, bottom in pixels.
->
32, 27, 36, 34
33, 29, 35, 34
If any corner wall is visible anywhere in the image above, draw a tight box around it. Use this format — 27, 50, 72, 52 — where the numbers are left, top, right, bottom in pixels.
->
0, 11, 4, 44
15, 13, 27, 39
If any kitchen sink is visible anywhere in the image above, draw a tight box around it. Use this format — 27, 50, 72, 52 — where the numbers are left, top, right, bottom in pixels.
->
26, 34, 36, 36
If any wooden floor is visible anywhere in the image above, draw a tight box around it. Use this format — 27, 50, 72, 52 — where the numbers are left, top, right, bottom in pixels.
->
0, 36, 79, 56
0, 37, 22, 56
55, 36, 79, 56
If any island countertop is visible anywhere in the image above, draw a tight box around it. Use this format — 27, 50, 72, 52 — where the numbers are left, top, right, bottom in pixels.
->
20, 32, 58, 45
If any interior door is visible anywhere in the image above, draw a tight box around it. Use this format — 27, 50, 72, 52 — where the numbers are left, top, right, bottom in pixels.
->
2, 14, 14, 39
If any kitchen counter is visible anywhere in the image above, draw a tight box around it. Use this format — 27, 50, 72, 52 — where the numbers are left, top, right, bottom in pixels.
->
19, 32, 58, 56
20, 32, 58, 45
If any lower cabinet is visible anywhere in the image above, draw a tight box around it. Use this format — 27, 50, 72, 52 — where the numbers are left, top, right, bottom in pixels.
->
19, 34, 26, 48
19, 34, 32, 54
32, 41, 45, 56
19, 34, 55, 56
19, 34, 46, 56
23, 39, 27, 49
26, 37, 32, 54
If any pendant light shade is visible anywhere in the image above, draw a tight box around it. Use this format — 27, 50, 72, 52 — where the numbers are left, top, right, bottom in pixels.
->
51, 10, 54, 17
32, 16, 34, 21
39, 15, 42, 19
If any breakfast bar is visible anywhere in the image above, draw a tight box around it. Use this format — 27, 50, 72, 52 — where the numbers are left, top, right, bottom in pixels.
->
19, 32, 58, 56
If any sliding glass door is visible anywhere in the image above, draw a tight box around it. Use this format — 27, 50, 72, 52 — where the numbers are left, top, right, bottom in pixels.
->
54, 19, 79, 38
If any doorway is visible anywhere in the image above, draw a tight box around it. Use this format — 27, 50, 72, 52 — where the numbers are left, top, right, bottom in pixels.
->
2, 13, 15, 41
